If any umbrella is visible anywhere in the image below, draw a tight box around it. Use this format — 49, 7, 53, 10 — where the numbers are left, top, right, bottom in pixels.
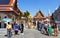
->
2, 18, 12, 22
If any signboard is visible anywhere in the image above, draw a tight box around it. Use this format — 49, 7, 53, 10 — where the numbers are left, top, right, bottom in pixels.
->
0, 28, 7, 35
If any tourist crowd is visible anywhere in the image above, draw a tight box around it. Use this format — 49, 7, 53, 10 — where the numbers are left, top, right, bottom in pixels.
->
0, 19, 59, 38
5, 21, 24, 38
37, 20, 58, 36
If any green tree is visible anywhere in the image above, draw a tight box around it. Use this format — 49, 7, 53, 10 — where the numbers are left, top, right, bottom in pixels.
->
24, 11, 30, 23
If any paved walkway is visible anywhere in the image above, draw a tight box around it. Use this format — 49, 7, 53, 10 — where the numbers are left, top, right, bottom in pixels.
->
0, 29, 60, 38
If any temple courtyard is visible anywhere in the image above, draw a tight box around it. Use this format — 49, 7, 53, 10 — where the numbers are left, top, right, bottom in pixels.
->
0, 29, 60, 38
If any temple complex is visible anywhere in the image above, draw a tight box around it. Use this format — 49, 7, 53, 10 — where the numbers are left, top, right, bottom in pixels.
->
0, 0, 22, 28
33, 10, 45, 22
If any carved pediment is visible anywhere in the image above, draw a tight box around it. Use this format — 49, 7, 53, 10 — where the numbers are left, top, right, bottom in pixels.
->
34, 10, 44, 19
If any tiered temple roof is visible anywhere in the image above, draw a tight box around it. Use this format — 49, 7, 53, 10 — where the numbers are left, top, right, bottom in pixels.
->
34, 10, 45, 19
0, 0, 22, 16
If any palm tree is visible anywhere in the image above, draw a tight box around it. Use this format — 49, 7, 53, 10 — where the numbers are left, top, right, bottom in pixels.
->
24, 11, 30, 28
24, 11, 30, 23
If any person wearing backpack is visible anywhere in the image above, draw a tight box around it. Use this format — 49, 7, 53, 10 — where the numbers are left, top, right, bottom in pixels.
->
13, 22, 19, 35
6, 22, 12, 38
47, 24, 53, 36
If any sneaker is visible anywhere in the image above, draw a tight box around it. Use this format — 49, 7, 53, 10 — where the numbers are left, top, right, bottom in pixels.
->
4, 35, 7, 36
22, 33, 24, 35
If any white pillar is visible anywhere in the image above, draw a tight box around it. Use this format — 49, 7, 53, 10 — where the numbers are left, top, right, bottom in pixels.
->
35, 21, 37, 29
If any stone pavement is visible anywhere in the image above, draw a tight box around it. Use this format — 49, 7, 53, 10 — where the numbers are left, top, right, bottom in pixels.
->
0, 29, 60, 38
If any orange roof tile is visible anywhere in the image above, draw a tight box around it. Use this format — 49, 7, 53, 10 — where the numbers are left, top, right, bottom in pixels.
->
0, 7, 13, 11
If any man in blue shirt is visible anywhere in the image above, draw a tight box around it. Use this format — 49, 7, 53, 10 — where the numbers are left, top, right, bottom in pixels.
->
13, 22, 19, 35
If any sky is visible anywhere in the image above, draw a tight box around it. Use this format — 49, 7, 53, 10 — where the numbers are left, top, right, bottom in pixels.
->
17, 0, 60, 17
